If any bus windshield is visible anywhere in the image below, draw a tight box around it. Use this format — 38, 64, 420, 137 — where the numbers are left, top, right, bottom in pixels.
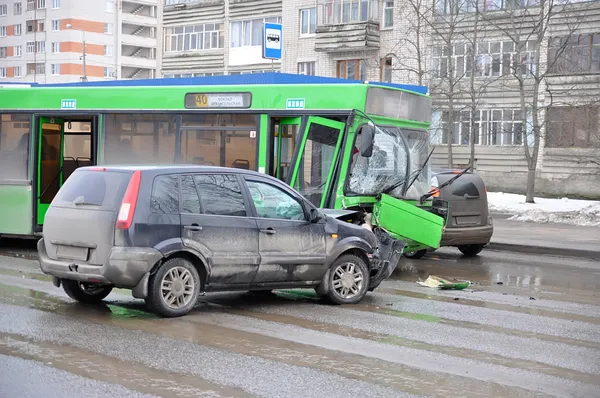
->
348, 126, 431, 200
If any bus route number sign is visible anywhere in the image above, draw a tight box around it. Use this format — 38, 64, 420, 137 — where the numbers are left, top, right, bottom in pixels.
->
185, 92, 251, 109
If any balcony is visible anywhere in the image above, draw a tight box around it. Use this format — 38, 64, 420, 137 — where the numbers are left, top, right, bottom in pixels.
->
121, 13, 158, 27
314, 21, 380, 53
121, 34, 157, 48
121, 55, 157, 69
123, 0, 158, 6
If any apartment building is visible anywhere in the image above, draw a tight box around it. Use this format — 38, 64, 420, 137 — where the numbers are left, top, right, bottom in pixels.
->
281, 0, 600, 197
0, 0, 161, 83
161, 0, 281, 77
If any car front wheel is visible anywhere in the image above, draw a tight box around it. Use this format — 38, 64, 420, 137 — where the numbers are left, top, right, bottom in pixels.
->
62, 280, 113, 303
458, 244, 484, 257
325, 254, 369, 305
146, 257, 201, 317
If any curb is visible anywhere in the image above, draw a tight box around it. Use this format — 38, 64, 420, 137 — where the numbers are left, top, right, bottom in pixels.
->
487, 242, 600, 260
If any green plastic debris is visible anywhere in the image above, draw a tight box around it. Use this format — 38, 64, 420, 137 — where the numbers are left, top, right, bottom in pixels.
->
417, 275, 471, 290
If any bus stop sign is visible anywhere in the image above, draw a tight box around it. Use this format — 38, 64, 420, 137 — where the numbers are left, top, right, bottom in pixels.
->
263, 23, 282, 60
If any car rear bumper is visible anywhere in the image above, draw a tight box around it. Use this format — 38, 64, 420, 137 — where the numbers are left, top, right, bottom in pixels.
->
37, 238, 163, 287
440, 224, 494, 246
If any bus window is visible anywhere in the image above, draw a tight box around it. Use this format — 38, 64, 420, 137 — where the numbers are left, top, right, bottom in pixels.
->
0, 113, 31, 180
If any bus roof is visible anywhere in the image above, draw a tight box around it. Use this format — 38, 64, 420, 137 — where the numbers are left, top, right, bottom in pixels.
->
7, 73, 429, 95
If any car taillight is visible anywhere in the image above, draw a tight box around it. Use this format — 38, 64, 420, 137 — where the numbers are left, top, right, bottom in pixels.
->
116, 170, 141, 230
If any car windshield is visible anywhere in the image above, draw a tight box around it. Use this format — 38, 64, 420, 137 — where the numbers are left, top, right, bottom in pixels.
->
348, 126, 431, 200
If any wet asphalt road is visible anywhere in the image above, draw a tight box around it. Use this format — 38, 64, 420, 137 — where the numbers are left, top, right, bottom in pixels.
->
0, 242, 599, 398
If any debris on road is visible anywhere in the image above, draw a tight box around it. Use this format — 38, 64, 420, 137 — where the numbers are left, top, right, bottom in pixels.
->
417, 275, 471, 290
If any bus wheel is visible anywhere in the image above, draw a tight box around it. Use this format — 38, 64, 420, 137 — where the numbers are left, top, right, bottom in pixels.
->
325, 254, 369, 305
62, 280, 113, 303
403, 249, 427, 259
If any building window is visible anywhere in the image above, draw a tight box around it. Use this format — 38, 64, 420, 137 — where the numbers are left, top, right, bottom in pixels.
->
230, 16, 282, 48
0, 26, 5, 37
51, 42, 59, 53
14, 45, 21, 56
438, 109, 524, 146
105, 0, 115, 12
104, 23, 113, 34
52, 20, 59, 31
14, 24, 21, 35
319, 0, 379, 25
336, 59, 367, 80
0, 4, 7, 15
104, 45, 113, 56
0, 67, 6, 78
380, 57, 392, 82
51, 63, 60, 75
546, 106, 599, 148
51, 0, 59, 9
298, 61, 316, 75
27, 62, 45, 75
27, 0, 34, 11
14, 2, 22, 14
36, 41, 45, 53
37, 0, 45, 9
104, 67, 114, 78
164, 23, 225, 52
0, 47, 6, 58
383, 1, 393, 28
300, 8, 316, 35
549, 34, 600, 74
25, 41, 34, 53
14, 66, 22, 77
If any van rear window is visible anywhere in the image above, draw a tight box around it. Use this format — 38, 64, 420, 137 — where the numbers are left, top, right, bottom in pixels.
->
52, 170, 131, 210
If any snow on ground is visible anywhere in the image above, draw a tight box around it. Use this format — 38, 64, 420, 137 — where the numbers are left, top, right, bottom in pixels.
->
487, 192, 600, 227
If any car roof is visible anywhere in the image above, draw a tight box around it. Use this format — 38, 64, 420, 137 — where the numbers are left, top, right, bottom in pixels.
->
432, 167, 473, 175
78, 165, 281, 182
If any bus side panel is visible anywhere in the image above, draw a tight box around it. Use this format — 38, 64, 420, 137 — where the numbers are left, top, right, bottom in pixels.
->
0, 184, 34, 235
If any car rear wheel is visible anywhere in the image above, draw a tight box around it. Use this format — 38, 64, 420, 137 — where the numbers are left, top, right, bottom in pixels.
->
403, 249, 427, 259
458, 244, 484, 257
325, 254, 369, 305
62, 280, 113, 303
146, 257, 200, 317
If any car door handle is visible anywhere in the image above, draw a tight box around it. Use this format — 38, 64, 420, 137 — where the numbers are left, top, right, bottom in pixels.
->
184, 224, 203, 231
260, 228, 276, 235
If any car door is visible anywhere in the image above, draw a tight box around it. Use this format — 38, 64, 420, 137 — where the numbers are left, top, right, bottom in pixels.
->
242, 176, 327, 284
179, 172, 260, 286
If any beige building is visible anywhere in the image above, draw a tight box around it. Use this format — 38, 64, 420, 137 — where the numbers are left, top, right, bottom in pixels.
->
281, 0, 600, 198
0, 0, 161, 83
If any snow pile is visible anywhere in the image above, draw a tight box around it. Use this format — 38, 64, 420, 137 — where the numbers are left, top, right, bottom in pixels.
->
488, 192, 600, 226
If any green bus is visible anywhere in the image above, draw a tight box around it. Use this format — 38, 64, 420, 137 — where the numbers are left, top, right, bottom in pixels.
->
0, 74, 444, 266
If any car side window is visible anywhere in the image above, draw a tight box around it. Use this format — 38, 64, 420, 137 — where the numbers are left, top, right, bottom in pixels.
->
180, 175, 201, 214
194, 174, 247, 217
246, 180, 306, 221
151, 174, 179, 214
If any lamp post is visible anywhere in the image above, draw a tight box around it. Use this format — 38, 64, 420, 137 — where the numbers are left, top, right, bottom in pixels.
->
66, 24, 87, 82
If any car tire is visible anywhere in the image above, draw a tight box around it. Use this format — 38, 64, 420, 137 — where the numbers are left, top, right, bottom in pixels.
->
146, 257, 201, 317
458, 244, 484, 257
403, 249, 427, 259
325, 254, 369, 305
62, 279, 112, 303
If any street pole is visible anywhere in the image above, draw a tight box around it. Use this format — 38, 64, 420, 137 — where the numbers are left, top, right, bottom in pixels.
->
82, 30, 87, 82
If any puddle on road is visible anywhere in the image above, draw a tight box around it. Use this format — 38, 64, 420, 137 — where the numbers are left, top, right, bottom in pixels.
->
0, 333, 251, 398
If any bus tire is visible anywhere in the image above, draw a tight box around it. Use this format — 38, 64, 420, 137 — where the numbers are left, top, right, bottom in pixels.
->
403, 249, 427, 259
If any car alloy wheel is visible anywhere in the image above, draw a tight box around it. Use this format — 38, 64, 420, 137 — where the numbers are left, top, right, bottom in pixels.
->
160, 266, 195, 309
332, 262, 364, 300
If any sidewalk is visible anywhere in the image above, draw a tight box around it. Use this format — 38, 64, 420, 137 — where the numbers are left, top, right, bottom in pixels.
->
487, 218, 600, 260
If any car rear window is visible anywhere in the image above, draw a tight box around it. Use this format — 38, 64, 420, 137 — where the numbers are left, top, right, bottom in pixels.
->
52, 170, 132, 210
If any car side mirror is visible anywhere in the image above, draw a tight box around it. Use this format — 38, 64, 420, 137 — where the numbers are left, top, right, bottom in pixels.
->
360, 125, 374, 157
309, 208, 321, 223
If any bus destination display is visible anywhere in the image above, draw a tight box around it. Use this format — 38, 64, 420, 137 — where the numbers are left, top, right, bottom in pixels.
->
184, 92, 252, 109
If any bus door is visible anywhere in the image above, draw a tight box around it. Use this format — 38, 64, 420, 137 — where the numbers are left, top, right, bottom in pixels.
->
36, 117, 95, 226
37, 117, 64, 225
271, 117, 301, 181
289, 116, 346, 208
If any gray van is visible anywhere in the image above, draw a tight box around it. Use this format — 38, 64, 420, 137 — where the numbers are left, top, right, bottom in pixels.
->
38, 166, 400, 317
404, 168, 494, 259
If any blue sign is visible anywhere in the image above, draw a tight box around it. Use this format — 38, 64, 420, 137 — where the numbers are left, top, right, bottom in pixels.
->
61, 99, 77, 109
263, 23, 282, 60
286, 98, 305, 109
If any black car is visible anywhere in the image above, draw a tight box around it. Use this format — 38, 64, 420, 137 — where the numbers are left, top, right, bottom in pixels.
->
37, 166, 390, 317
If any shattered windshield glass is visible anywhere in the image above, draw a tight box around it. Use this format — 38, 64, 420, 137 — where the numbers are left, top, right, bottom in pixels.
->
348, 126, 431, 200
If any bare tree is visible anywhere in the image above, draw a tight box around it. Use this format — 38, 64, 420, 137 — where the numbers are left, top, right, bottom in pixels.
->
481, 0, 588, 203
